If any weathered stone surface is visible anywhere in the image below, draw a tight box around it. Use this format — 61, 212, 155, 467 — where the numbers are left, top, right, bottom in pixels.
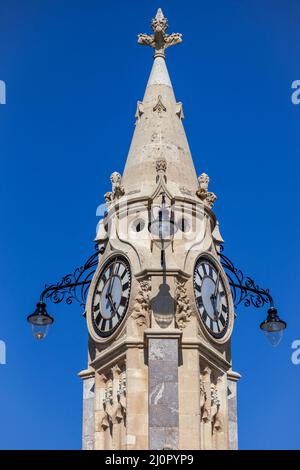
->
148, 337, 179, 449
81, 376, 95, 450
149, 427, 179, 450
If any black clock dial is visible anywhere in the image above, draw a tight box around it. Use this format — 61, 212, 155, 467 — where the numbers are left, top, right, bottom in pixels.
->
194, 259, 229, 339
92, 257, 131, 337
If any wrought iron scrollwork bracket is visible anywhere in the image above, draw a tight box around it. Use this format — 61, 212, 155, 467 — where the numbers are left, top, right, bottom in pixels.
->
39, 245, 274, 314
40, 247, 100, 308
219, 245, 274, 310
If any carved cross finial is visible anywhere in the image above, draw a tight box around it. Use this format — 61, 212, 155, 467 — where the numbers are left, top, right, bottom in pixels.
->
138, 8, 182, 59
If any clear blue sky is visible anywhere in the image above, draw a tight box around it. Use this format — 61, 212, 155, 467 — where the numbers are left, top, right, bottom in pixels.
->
0, 0, 299, 450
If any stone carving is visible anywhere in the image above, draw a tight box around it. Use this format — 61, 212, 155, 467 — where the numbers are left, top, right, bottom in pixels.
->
156, 158, 167, 173
110, 172, 125, 198
104, 172, 125, 209
98, 362, 126, 444
153, 95, 167, 113
205, 192, 217, 208
196, 172, 217, 208
200, 367, 211, 423
211, 382, 222, 433
138, 9, 182, 59
104, 191, 113, 208
198, 173, 210, 191
175, 279, 192, 329
200, 368, 223, 434
131, 280, 151, 329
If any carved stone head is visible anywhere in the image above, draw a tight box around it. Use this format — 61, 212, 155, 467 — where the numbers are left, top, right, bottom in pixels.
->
198, 173, 210, 191
110, 172, 122, 195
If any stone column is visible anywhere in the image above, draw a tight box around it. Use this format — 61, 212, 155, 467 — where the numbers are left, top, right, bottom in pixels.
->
145, 330, 181, 450
227, 370, 241, 450
78, 369, 95, 450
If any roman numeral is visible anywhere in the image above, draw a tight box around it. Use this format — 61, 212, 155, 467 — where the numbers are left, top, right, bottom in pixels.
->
196, 269, 203, 279
195, 284, 202, 293
197, 296, 203, 307
202, 264, 207, 276
121, 269, 127, 280
222, 304, 228, 313
209, 265, 213, 277
219, 314, 226, 327
119, 296, 127, 307
122, 281, 129, 291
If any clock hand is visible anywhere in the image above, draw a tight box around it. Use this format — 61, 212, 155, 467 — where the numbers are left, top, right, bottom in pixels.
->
214, 271, 220, 298
107, 292, 118, 316
105, 262, 116, 299
211, 271, 220, 319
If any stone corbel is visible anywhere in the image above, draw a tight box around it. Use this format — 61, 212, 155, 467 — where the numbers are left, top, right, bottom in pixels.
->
97, 409, 110, 431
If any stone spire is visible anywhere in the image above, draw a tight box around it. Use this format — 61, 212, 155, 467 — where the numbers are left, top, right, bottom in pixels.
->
121, 9, 199, 198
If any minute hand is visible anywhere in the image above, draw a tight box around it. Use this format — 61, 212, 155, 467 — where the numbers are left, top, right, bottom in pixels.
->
211, 272, 220, 317
214, 271, 220, 298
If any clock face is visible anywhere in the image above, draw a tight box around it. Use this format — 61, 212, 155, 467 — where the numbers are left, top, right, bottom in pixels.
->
194, 258, 230, 339
92, 257, 131, 337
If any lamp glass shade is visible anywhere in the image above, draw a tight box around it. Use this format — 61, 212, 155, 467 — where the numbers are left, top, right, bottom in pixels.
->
27, 302, 54, 340
260, 307, 287, 347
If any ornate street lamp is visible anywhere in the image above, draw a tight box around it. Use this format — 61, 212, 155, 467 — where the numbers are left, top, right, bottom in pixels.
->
260, 307, 287, 347
27, 302, 54, 340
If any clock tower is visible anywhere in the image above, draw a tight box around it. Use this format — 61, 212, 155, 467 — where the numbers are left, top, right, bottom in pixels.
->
80, 9, 240, 450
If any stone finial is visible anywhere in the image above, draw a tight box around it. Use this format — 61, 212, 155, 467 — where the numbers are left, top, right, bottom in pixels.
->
198, 173, 210, 191
196, 172, 217, 208
110, 171, 125, 198
104, 172, 125, 209
138, 8, 182, 58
